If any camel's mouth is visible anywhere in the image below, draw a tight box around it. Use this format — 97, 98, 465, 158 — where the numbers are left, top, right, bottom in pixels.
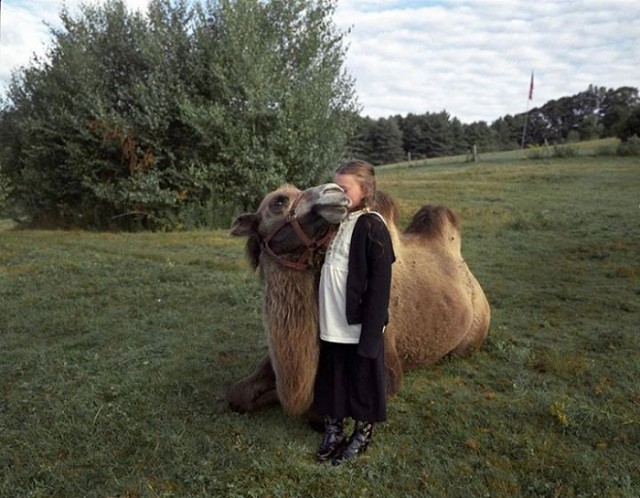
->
315, 183, 351, 224
319, 205, 349, 224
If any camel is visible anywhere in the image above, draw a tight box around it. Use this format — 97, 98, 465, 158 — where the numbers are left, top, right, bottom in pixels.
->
227, 183, 490, 416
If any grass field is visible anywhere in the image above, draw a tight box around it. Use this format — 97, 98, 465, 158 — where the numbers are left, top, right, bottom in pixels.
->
1, 151, 639, 497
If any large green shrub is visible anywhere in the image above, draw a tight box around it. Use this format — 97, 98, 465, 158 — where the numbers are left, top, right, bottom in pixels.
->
0, 0, 358, 230
616, 135, 640, 156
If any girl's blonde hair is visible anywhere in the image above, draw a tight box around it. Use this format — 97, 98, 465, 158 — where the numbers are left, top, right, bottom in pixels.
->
334, 159, 377, 209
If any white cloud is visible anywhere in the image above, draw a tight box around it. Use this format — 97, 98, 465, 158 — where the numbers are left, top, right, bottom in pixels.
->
335, 0, 640, 122
2, 0, 639, 123
1, 1, 58, 76
0, 0, 149, 84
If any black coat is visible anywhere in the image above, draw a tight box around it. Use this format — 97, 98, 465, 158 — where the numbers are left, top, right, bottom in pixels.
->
345, 213, 395, 359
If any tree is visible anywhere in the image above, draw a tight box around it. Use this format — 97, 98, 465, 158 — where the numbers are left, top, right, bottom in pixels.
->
0, 0, 358, 229
396, 111, 456, 159
344, 116, 404, 166
368, 117, 405, 165
397, 113, 427, 160
490, 115, 521, 150
0, 1, 151, 227
463, 121, 495, 152
578, 114, 603, 141
600, 87, 640, 137
423, 111, 454, 157
345, 114, 376, 160
618, 107, 640, 142
449, 117, 467, 155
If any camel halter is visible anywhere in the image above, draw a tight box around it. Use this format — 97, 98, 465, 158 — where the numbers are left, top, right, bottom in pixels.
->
261, 194, 337, 271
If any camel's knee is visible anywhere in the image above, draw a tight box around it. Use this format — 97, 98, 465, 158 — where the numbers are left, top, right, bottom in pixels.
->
226, 379, 279, 413
226, 381, 254, 413
450, 324, 488, 357
226, 356, 278, 413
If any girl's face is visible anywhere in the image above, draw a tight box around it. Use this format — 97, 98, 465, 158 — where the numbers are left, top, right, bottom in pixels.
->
334, 173, 365, 211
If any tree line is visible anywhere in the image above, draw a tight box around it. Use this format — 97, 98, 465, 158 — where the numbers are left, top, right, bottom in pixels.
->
348, 85, 640, 166
1, 0, 639, 230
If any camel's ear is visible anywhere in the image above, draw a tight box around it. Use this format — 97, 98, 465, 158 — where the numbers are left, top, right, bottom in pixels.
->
231, 213, 258, 237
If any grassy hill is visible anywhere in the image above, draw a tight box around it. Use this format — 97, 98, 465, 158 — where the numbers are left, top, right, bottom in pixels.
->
1, 150, 638, 497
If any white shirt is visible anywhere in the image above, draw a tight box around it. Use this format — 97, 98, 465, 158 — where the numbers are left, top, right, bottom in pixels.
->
318, 210, 366, 344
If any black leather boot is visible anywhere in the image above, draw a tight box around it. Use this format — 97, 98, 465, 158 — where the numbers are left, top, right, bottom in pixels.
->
331, 421, 373, 465
316, 417, 345, 461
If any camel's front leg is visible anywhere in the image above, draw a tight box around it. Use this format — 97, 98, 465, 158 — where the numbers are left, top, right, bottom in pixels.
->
226, 355, 279, 413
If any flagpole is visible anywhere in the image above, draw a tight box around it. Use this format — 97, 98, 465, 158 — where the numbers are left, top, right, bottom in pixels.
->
521, 71, 534, 149
520, 107, 530, 149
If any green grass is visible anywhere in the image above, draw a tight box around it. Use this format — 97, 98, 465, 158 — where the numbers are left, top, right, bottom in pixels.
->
1, 152, 639, 497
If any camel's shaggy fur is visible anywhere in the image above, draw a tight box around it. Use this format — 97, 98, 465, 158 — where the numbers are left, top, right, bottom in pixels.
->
227, 184, 490, 416
228, 184, 350, 415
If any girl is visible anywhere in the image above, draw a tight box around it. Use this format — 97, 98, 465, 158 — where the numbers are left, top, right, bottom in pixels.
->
313, 159, 395, 465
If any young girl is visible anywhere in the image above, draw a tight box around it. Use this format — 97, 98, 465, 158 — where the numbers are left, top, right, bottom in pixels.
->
313, 159, 395, 465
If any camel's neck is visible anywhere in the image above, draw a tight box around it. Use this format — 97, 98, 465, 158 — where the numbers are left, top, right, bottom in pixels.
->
260, 262, 318, 331
258, 255, 320, 415
259, 257, 318, 301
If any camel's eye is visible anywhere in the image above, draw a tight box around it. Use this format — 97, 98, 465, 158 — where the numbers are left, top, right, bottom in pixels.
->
270, 195, 289, 213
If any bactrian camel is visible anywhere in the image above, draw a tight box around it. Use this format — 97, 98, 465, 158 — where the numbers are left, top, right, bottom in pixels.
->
227, 183, 490, 416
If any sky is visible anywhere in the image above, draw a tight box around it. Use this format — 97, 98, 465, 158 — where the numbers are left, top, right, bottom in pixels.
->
1, 0, 639, 124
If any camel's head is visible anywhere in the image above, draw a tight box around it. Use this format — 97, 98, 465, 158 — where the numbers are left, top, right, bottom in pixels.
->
231, 183, 351, 270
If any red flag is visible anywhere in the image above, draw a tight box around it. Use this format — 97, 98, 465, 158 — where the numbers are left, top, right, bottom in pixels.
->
528, 71, 534, 100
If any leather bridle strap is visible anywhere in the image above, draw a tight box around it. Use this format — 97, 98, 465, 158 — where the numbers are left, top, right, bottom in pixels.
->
261, 194, 336, 271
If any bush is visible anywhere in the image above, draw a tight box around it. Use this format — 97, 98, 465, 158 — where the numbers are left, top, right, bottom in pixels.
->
527, 144, 552, 160
553, 145, 579, 158
0, 0, 358, 230
616, 135, 640, 156
594, 144, 618, 156
528, 143, 580, 160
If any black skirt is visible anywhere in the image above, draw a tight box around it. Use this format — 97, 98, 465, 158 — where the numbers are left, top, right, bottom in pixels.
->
313, 340, 386, 422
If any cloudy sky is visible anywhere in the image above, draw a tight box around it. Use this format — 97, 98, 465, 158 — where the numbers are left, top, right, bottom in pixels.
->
1, 0, 639, 123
